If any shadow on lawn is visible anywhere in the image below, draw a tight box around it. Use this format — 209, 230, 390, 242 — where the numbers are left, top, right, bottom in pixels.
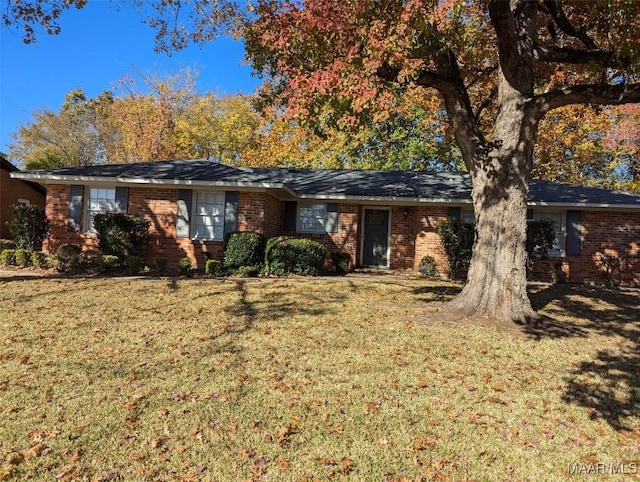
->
527, 284, 640, 431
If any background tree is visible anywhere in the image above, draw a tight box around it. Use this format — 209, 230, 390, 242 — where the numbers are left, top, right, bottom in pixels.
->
9, 88, 109, 169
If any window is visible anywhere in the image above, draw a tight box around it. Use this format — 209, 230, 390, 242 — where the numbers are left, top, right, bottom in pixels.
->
192, 192, 225, 240
532, 211, 565, 257
87, 188, 117, 232
298, 203, 328, 233
461, 208, 475, 224
17, 199, 30, 205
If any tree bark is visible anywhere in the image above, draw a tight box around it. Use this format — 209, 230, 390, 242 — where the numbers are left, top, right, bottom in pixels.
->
445, 0, 540, 325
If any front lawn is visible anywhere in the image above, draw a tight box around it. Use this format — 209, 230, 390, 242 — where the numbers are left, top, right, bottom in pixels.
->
1, 275, 639, 480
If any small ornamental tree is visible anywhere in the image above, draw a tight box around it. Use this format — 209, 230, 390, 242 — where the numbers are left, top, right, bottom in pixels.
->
8, 203, 50, 250
93, 213, 150, 259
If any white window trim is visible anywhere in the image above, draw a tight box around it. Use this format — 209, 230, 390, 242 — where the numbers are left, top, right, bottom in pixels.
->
17, 198, 31, 205
190, 190, 225, 241
85, 186, 118, 234
297, 202, 329, 234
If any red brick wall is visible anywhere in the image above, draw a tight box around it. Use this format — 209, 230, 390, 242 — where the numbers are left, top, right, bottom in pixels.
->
42, 184, 640, 284
413, 206, 450, 275
531, 211, 640, 286
44, 186, 286, 268
0, 167, 46, 239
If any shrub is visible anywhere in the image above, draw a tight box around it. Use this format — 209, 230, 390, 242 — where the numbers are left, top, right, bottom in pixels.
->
331, 252, 351, 275
418, 255, 438, 277
223, 232, 265, 273
93, 212, 150, 259
55, 243, 82, 273
526, 219, 556, 265
178, 257, 192, 275
99, 255, 121, 274
15, 248, 33, 267
205, 259, 224, 276
236, 265, 261, 277
436, 219, 475, 280
0, 249, 17, 266
8, 204, 50, 250
0, 239, 16, 251
125, 255, 144, 275
31, 251, 48, 269
264, 237, 327, 276
150, 256, 168, 276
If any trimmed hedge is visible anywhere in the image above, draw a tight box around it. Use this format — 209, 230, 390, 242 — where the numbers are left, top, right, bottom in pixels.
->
205, 259, 224, 276
31, 251, 48, 269
150, 256, 168, 276
0, 249, 17, 266
55, 243, 83, 273
15, 248, 33, 267
223, 232, 265, 273
264, 237, 327, 276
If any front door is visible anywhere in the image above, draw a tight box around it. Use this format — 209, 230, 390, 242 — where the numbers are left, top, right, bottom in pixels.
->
362, 208, 390, 267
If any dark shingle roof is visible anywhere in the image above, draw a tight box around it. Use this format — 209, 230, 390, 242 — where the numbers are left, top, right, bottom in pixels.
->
11, 158, 640, 208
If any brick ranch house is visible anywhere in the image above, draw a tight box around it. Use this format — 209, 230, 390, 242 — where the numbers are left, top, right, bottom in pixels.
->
1, 155, 46, 240
10, 158, 640, 284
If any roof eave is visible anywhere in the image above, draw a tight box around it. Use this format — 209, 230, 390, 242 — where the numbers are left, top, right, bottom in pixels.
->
9, 172, 296, 195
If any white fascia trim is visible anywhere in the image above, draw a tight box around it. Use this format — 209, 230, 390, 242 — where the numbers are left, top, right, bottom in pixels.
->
9, 173, 297, 196
295, 193, 474, 205
298, 194, 640, 209
527, 201, 640, 210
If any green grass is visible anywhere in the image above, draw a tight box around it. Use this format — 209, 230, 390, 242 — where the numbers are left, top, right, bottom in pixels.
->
0, 275, 639, 481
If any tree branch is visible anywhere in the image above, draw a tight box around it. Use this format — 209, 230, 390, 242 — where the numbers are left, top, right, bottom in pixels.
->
543, 0, 598, 50
532, 83, 640, 118
534, 44, 627, 68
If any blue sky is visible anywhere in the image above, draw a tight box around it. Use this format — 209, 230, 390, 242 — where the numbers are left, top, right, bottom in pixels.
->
0, 1, 262, 158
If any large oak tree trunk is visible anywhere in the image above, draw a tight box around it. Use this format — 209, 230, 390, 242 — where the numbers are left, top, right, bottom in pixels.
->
446, 44, 541, 324
447, 167, 537, 324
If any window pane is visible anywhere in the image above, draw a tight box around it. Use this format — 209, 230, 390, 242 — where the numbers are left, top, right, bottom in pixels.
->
192, 191, 225, 239
298, 203, 327, 233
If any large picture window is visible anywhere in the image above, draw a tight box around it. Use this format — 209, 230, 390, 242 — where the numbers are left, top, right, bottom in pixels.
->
193, 192, 225, 240
87, 188, 117, 232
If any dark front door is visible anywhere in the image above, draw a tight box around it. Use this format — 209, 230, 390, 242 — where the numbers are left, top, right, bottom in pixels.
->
362, 208, 390, 267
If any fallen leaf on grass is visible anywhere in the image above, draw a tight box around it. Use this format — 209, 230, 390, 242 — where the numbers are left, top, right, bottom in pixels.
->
24, 443, 42, 460
409, 436, 436, 451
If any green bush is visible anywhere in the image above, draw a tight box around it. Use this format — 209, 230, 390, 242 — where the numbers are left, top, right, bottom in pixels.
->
418, 255, 438, 277
55, 243, 83, 273
264, 237, 327, 276
15, 248, 33, 267
125, 255, 144, 275
178, 257, 192, 275
436, 217, 558, 279
31, 251, 48, 269
331, 252, 351, 275
8, 204, 50, 250
436, 219, 475, 280
526, 219, 556, 265
223, 232, 265, 273
99, 255, 121, 274
93, 212, 150, 259
205, 259, 224, 276
0, 249, 17, 266
0, 239, 17, 251
150, 256, 168, 276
